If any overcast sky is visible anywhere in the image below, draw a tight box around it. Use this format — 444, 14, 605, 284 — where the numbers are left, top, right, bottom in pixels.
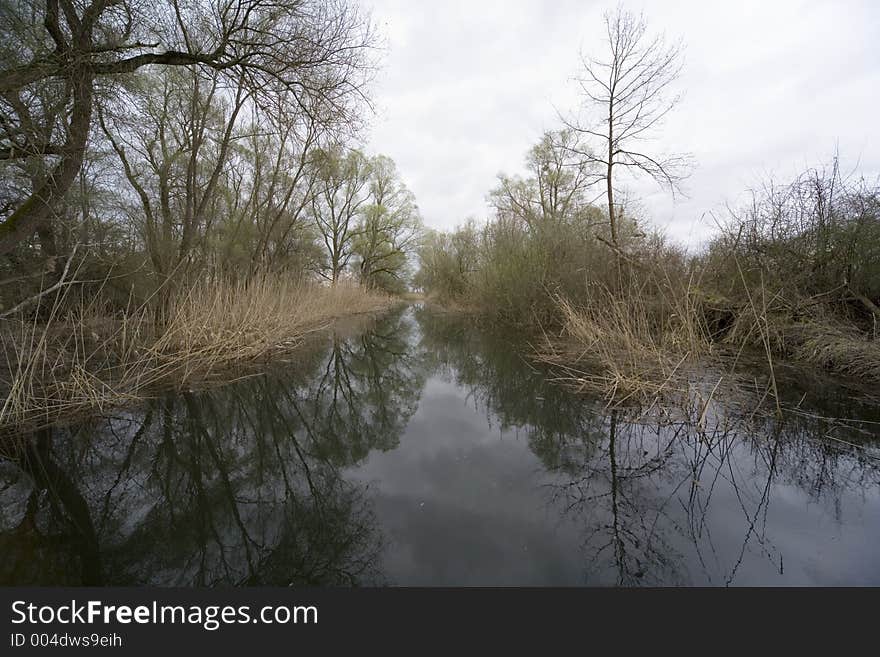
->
362, 0, 879, 248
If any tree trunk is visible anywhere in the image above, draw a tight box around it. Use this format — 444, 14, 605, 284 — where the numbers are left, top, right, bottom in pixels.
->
606, 96, 617, 245
607, 161, 616, 245
0, 65, 93, 255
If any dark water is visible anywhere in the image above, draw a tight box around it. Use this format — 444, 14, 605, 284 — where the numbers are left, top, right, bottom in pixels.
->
2, 305, 880, 586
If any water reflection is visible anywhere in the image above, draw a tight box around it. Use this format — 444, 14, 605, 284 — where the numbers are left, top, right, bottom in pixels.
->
0, 307, 424, 585
412, 307, 880, 585
1, 305, 879, 585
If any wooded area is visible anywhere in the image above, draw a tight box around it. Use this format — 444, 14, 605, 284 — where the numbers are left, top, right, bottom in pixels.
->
0, 0, 421, 309
0, 0, 423, 430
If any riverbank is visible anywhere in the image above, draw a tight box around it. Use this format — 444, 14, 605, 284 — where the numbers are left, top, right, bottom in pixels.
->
539, 291, 880, 407
0, 278, 396, 434
423, 286, 880, 414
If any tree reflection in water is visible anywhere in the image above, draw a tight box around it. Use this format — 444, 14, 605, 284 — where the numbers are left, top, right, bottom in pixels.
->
0, 307, 425, 586
414, 306, 880, 585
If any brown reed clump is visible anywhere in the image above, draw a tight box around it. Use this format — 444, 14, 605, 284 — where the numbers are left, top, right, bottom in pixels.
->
0, 276, 393, 433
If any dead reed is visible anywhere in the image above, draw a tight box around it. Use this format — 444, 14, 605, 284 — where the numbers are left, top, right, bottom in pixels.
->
0, 277, 393, 433
536, 279, 712, 408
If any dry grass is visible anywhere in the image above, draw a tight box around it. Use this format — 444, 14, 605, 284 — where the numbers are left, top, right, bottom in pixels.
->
726, 312, 880, 382
537, 282, 711, 407
154, 276, 391, 375
0, 277, 393, 433
720, 265, 880, 384
789, 323, 880, 380
539, 263, 880, 414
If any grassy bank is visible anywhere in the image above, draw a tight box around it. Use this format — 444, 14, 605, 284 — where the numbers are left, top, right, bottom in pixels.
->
536, 287, 710, 407
0, 277, 394, 433
421, 244, 880, 408
425, 265, 880, 409
537, 277, 880, 413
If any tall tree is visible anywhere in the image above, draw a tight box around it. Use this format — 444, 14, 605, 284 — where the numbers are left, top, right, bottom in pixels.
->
489, 129, 599, 231
100, 66, 248, 288
354, 155, 421, 291
567, 6, 691, 244
310, 146, 372, 284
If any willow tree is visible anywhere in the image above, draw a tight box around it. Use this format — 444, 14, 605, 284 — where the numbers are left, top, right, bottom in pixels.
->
310, 146, 372, 284
99, 66, 249, 288
0, 0, 375, 258
489, 129, 600, 231
567, 6, 691, 244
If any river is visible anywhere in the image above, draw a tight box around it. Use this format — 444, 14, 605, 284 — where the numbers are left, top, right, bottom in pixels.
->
2, 304, 879, 585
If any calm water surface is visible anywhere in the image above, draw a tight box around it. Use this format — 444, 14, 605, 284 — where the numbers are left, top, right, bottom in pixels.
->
2, 305, 880, 585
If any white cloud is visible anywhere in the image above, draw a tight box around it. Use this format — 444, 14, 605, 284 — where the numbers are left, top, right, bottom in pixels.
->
363, 0, 880, 248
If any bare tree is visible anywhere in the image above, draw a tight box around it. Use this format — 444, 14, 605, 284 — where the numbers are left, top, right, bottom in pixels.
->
100, 66, 248, 291
566, 5, 692, 244
243, 112, 323, 278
